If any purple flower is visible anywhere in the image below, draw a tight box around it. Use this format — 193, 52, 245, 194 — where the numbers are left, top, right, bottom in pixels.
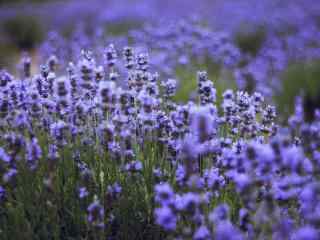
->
136, 53, 149, 72
48, 144, 59, 161
123, 46, 135, 70
0, 147, 11, 164
26, 138, 42, 170
272, 217, 294, 240
187, 175, 205, 190
155, 183, 174, 206
107, 182, 122, 200
292, 226, 319, 240
204, 167, 225, 190
230, 172, 251, 193
154, 206, 176, 231
209, 203, 229, 224
104, 44, 118, 68
161, 78, 177, 98
214, 221, 243, 240
174, 192, 201, 214
193, 225, 211, 240
78, 187, 89, 199
50, 121, 69, 146
0, 186, 6, 197
281, 146, 304, 172
176, 164, 187, 186
124, 160, 143, 173
190, 105, 217, 143
13, 111, 30, 129
153, 167, 164, 179
0, 186, 5, 201
3, 168, 18, 183
87, 200, 104, 229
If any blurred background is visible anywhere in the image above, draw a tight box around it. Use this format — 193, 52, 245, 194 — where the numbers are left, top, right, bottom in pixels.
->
1, 0, 320, 119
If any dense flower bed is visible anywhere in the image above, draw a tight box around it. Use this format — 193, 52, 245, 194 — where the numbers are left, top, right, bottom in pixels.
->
0, 45, 319, 239
1, 1, 320, 239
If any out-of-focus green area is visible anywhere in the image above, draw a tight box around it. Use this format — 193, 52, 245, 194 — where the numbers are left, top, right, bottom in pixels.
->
2, 15, 44, 49
235, 24, 266, 57
174, 60, 236, 104
277, 60, 320, 121
0, 15, 44, 70
0, 0, 54, 69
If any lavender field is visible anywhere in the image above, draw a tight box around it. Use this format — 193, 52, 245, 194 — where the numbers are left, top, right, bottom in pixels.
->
1, 0, 320, 239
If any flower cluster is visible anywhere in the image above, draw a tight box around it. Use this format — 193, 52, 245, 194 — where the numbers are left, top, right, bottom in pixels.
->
0, 42, 319, 239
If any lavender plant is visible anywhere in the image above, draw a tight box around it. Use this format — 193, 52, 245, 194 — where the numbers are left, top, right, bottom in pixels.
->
0, 43, 319, 239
